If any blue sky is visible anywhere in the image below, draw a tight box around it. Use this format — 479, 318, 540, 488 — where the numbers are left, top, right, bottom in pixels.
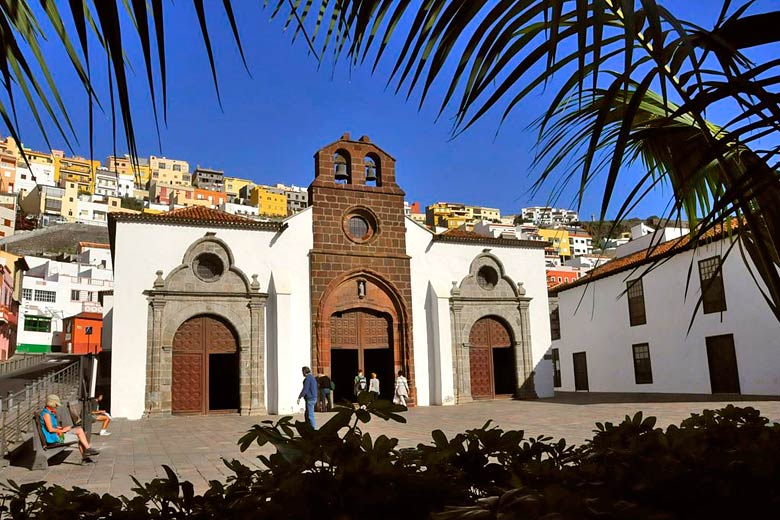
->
3, 1, 777, 220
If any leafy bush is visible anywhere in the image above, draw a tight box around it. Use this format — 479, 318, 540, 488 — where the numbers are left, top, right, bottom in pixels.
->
1, 400, 778, 519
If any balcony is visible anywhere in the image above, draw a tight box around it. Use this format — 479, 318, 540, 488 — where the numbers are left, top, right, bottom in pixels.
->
0, 304, 18, 326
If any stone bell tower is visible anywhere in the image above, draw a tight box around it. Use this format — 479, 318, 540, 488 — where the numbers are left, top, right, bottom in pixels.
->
308, 133, 416, 405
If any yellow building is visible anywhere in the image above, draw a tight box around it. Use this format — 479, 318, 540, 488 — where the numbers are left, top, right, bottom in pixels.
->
425, 202, 501, 230
537, 228, 572, 260
60, 180, 81, 221
250, 186, 287, 217
224, 177, 253, 200
149, 155, 190, 186
56, 156, 100, 194
106, 155, 151, 187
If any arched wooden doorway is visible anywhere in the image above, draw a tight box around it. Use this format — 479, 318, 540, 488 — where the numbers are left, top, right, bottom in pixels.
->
329, 309, 394, 401
172, 315, 239, 414
469, 316, 515, 399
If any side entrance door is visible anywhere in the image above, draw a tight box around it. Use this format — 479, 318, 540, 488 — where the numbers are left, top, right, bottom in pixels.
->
572, 352, 589, 391
706, 334, 740, 394
469, 317, 513, 399
172, 315, 238, 414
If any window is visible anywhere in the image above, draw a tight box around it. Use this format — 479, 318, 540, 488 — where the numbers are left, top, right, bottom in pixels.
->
71, 289, 80, 301
153, 172, 159, 178
193, 253, 224, 282
698, 256, 726, 313
24, 316, 51, 332
550, 308, 561, 341
476, 266, 498, 290
159, 162, 167, 169
627, 279, 646, 326
34, 289, 56, 303
22, 288, 32, 300
348, 216, 369, 239
173, 164, 181, 172
632, 343, 653, 384
552, 348, 561, 387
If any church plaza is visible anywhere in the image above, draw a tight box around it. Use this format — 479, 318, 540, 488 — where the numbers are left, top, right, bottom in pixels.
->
4, 395, 779, 496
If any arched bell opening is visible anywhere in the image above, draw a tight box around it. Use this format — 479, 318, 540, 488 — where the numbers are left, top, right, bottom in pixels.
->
364, 154, 381, 187
334, 150, 351, 184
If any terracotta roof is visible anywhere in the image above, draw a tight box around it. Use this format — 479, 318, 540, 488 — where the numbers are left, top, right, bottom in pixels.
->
78, 241, 110, 250
551, 220, 739, 294
433, 228, 548, 249
65, 312, 103, 320
109, 206, 284, 231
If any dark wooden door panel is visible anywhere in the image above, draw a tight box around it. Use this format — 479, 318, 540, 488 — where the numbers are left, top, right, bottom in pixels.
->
573, 352, 589, 391
470, 346, 493, 398
706, 334, 740, 394
207, 318, 238, 354
172, 352, 204, 414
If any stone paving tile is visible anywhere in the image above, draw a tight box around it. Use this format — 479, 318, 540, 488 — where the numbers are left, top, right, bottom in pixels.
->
2, 396, 778, 496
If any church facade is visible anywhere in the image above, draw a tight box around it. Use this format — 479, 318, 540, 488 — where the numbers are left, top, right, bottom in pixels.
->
108, 134, 552, 419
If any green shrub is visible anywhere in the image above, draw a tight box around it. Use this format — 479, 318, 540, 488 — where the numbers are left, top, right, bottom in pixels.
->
1, 400, 778, 519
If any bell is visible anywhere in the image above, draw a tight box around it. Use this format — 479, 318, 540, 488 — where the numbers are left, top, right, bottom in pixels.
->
334, 157, 349, 182
365, 164, 377, 182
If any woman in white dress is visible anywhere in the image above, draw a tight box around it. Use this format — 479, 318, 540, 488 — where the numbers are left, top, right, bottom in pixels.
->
394, 370, 409, 406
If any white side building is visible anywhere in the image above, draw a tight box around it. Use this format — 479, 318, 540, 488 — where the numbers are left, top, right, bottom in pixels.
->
549, 224, 780, 395
17, 244, 113, 353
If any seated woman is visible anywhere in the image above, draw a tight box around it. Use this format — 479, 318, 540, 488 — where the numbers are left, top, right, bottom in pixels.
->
40, 394, 99, 461
91, 394, 112, 436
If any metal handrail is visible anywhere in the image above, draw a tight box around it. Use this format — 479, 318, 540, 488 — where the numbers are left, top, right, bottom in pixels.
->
0, 354, 48, 377
0, 360, 80, 464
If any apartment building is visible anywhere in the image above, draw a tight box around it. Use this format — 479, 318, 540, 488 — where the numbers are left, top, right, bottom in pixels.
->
149, 155, 190, 186
191, 167, 224, 192
189, 187, 227, 209
0, 194, 16, 238
220, 201, 260, 218
14, 149, 56, 195
106, 155, 151, 187
149, 181, 195, 206
425, 202, 501, 230
275, 183, 308, 214
537, 228, 572, 261
57, 156, 100, 194
568, 231, 594, 257
250, 185, 287, 217
0, 251, 28, 360
521, 206, 579, 226
0, 152, 16, 194
224, 177, 253, 201
19, 185, 67, 227
17, 245, 113, 353
94, 168, 119, 198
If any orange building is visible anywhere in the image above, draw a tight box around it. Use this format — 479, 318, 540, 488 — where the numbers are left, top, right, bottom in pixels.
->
546, 267, 583, 289
63, 312, 103, 354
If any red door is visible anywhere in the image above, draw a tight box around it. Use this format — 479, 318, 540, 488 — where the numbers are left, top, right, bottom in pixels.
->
172, 316, 237, 414
469, 317, 512, 399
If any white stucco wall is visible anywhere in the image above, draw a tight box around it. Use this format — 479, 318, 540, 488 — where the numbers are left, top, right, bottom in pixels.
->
406, 219, 553, 405
110, 209, 313, 419
552, 237, 780, 395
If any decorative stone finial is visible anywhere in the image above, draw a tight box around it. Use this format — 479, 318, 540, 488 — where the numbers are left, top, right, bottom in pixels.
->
359, 135, 371, 143
450, 281, 460, 296
517, 281, 526, 296
251, 274, 260, 292
154, 270, 164, 288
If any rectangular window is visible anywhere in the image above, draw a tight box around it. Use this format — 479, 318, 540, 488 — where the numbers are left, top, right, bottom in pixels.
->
698, 256, 727, 314
34, 289, 56, 303
632, 343, 653, 384
550, 308, 561, 341
159, 162, 167, 169
627, 279, 647, 326
173, 164, 181, 172
552, 348, 561, 387
22, 288, 32, 300
3, 219, 9, 226
71, 289, 80, 301
24, 316, 51, 332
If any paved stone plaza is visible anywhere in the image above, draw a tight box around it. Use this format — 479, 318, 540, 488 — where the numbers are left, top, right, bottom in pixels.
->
3, 395, 779, 497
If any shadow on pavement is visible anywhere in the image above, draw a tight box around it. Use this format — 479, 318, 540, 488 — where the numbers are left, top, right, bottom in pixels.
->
539, 392, 780, 405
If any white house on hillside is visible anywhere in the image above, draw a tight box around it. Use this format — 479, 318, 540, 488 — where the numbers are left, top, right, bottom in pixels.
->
549, 224, 780, 396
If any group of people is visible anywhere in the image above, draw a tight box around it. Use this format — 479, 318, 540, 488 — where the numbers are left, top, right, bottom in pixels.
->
298, 366, 410, 429
39, 393, 112, 463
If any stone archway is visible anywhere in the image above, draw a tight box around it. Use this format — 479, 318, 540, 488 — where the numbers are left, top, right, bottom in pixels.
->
450, 253, 535, 403
144, 234, 267, 416
171, 315, 240, 414
314, 270, 415, 405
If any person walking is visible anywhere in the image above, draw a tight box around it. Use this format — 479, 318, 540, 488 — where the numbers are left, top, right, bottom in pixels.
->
368, 372, 380, 395
297, 366, 318, 428
394, 370, 409, 406
353, 369, 367, 399
317, 371, 332, 412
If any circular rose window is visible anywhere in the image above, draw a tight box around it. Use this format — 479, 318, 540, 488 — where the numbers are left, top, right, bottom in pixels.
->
193, 253, 224, 282
477, 266, 499, 290
343, 208, 378, 243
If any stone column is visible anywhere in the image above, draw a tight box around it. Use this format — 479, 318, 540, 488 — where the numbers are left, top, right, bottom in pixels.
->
145, 298, 166, 416
248, 298, 267, 415
515, 299, 537, 399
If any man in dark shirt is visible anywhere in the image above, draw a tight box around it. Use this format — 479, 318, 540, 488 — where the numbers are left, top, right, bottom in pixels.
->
317, 371, 332, 412
297, 366, 318, 428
